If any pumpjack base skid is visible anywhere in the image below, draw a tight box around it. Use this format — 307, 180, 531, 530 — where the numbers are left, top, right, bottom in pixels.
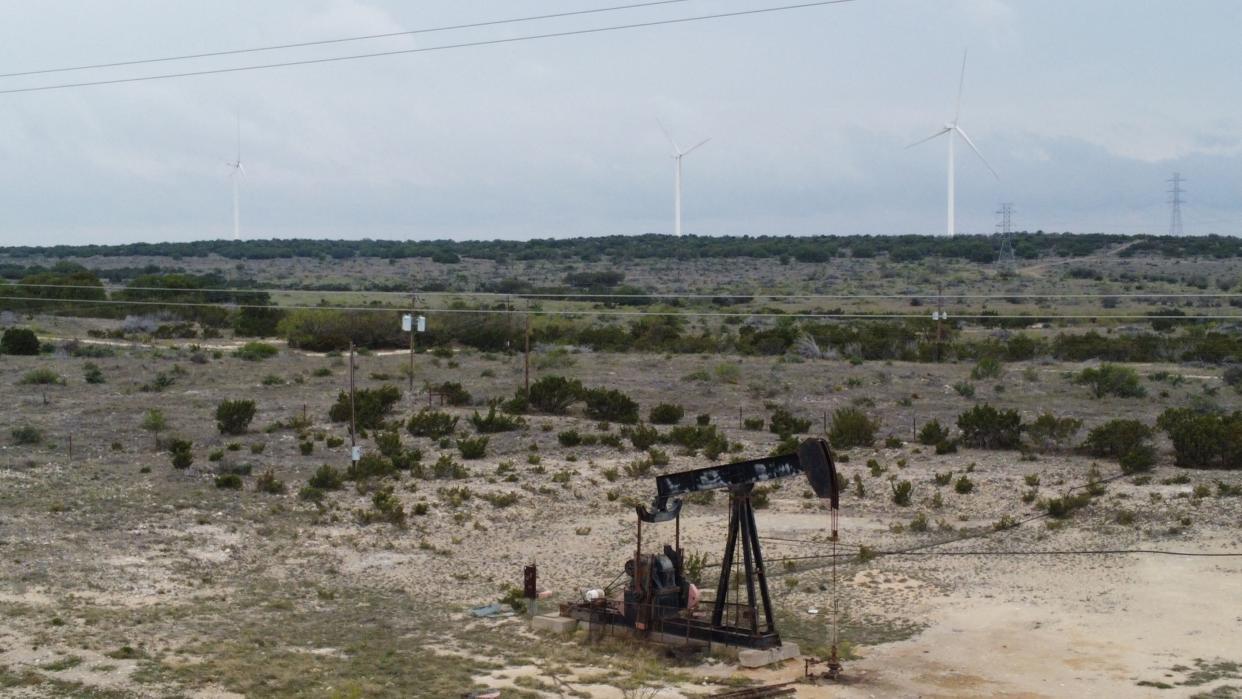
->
560, 602, 781, 649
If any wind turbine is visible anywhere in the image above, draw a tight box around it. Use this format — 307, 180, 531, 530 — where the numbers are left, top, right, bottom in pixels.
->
907, 50, 998, 236
226, 115, 244, 241
659, 120, 710, 237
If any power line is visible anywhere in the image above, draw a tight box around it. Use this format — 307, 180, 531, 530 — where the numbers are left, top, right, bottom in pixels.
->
0, 0, 858, 95
5, 294, 1242, 321
0, 0, 699, 79
7, 282, 1242, 302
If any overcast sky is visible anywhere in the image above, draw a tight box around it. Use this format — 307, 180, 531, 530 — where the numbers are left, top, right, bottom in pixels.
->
0, 0, 1239, 246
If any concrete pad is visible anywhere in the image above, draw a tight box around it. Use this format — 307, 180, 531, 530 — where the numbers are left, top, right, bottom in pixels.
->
737, 642, 800, 668
531, 614, 578, 634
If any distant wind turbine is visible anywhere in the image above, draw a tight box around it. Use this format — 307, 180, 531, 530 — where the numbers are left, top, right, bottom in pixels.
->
226, 114, 244, 241
659, 120, 710, 237
907, 50, 998, 236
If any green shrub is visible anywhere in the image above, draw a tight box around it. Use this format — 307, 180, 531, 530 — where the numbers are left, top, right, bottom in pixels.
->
328, 385, 401, 430
346, 453, 395, 481
918, 420, 949, 446
557, 430, 583, 447
309, 465, 344, 490
1026, 413, 1082, 452
649, 403, 685, 425
11, 426, 43, 445
1119, 444, 1157, 474
299, 441, 314, 455
358, 485, 405, 526
457, 436, 489, 459
934, 439, 958, 454
215, 399, 257, 435
1074, 364, 1146, 398
769, 407, 812, 437
714, 362, 741, 384
890, 479, 913, 506
971, 356, 1003, 380
428, 453, 468, 479
743, 417, 765, 430
582, 387, 639, 424
933, 471, 952, 486
168, 439, 193, 469
407, 409, 458, 439
954, 475, 974, 494
208, 449, 224, 462
668, 423, 729, 457
470, 405, 525, 433
20, 368, 65, 385
695, 414, 711, 426
828, 407, 877, 449
1044, 492, 1091, 519
623, 423, 661, 450
0, 328, 40, 355
525, 375, 583, 414
325, 436, 344, 448
1083, 419, 1153, 459
956, 404, 1022, 450
952, 381, 976, 398
255, 469, 285, 494
215, 474, 243, 489
431, 381, 471, 406
482, 491, 520, 508
1225, 365, 1242, 392
233, 341, 279, 361
1157, 408, 1242, 470
83, 363, 105, 384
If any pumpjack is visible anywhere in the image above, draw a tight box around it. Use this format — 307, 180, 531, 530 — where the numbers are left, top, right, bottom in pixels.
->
563, 437, 840, 650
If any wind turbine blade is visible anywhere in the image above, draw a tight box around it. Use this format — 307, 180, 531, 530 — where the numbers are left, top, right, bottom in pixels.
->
237, 163, 246, 176
905, 127, 951, 149
656, 118, 682, 154
683, 138, 711, 155
954, 49, 968, 123
954, 126, 998, 179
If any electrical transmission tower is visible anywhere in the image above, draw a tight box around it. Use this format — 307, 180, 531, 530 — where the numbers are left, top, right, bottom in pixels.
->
996, 202, 1016, 268
1167, 173, 1185, 236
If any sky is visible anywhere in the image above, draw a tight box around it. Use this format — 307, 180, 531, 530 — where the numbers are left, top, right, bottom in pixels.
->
0, 0, 1240, 246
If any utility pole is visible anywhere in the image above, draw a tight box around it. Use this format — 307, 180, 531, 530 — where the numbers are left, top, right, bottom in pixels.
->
995, 203, 1015, 269
408, 285, 418, 399
934, 285, 945, 363
1168, 173, 1186, 237
524, 312, 532, 397
348, 341, 359, 465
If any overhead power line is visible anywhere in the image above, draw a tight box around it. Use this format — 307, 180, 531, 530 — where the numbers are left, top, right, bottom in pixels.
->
0, 0, 857, 95
5, 294, 1242, 321
7, 282, 1242, 302
0, 0, 698, 79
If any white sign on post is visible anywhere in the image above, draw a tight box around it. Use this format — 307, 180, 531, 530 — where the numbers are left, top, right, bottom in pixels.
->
402, 314, 413, 332
416, 315, 426, 333
351, 446, 362, 463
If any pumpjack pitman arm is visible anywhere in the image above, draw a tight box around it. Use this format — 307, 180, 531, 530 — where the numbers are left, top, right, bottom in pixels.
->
637, 437, 840, 524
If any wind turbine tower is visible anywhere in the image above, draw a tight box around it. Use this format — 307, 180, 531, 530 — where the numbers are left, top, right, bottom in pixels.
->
907, 50, 998, 236
227, 116, 245, 241
1167, 172, 1185, 237
659, 121, 710, 237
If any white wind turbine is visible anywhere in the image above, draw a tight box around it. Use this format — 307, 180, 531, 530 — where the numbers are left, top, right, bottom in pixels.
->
659, 120, 710, 237
907, 50, 998, 236
226, 115, 244, 241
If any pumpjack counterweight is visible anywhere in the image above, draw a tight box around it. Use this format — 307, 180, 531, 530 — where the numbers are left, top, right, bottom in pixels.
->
563, 438, 840, 650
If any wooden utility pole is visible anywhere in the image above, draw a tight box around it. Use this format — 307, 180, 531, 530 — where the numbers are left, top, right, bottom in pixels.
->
348, 341, 357, 448
935, 284, 945, 363
409, 286, 417, 399
524, 312, 532, 397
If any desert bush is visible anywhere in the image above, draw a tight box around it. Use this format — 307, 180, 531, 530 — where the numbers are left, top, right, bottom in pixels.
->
309, 465, 344, 490
215, 399, 257, 435
917, 420, 949, 446
82, 362, 105, 384
1026, 413, 1082, 452
407, 409, 458, 439
933, 471, 952, 486
668, 423, 729, 458
168, 439, 193, 469
1082, 419, 1153, 459
1074, 364, 1146, 398
299, 441, 314, 455
456, 436, 489, 459
582, 387, 639, 424
431, 381, 471, 406
328, 385, 401, 430
714, 362, 741, 384
890, 479, 913, 506
1119, 444, 1157, 474
346, 453, 395, 481
20, 368, 65, 385
648, 447, 670, 466
1044, 492, 1091, 519
358, 485, 406, 526
952, 381, 976, 398
215, 473, 243, 489
470, 405, 525, 433
956, 404, 1022, 449
557, 430, 583, 447
954, 475, 974, 494
1225, 365, 1242, 393
0, 328, 40, 355
934, 439, 958, 454
743, 417, 765, 430
695, 413, 711, 426
524, 375, 583, 414
971, 356, 1003, 380
233, 341, 279, 361
649, 403, 685, 425
141, 408, 168, 448
623, 423, 661, 450
325, 436, 344, 448
11, 426, 42, 445
208, 449, 224, 462
769, 407, 812, 437
828, 407, 877, 449
255, 469, 285, 494
482, 491, 520, 508
1157, 408, 1242, 470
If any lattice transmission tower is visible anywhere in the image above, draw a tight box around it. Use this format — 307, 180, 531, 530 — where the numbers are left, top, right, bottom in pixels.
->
1168, 173, 1185, 236
996, 202, 1015, 268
